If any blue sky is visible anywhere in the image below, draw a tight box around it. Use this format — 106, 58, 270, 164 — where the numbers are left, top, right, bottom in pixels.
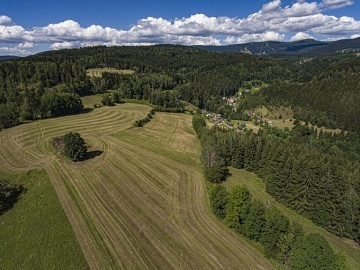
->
1, 0, 360, 55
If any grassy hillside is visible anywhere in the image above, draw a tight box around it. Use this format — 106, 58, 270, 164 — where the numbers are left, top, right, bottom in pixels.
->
224, 168, 360, 270
86, 68, 134, 77
0, 103, 273, 269
0, 169, 87, 269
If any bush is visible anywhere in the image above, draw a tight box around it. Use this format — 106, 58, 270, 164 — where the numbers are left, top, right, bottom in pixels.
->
209, 185, 228, 219
0, 179, 25, 214
204, 165, 226, 183
101, 94, 114, 106
0, 103, 19, 129
290, 233, 336, 270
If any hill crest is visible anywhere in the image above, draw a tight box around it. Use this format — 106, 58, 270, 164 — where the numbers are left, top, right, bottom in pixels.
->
195, 37, 360, 55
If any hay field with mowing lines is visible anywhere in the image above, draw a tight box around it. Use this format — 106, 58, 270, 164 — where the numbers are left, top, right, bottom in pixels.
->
0, 103, 273, 269
86, 68, 134, 77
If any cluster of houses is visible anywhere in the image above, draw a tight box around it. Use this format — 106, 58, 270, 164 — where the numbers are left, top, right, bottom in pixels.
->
202, 109, 247, 131
203, 111, 221, 120
202, 107, 274, 134
202, 92, 276, 133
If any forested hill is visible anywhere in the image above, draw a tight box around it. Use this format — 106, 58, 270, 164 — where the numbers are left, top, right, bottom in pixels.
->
0, 45, 293, 128
196, 37, 360, 55
262, 53, 360, 133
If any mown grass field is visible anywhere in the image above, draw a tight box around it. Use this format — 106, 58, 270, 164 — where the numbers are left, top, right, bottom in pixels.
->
0, 169, 87, 269
224, 168, 360, 270
86, 68, 134, 77
0, 103, 273, 269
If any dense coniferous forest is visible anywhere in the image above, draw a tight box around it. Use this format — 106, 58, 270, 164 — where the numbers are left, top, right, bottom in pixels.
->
1, 45, 360, 257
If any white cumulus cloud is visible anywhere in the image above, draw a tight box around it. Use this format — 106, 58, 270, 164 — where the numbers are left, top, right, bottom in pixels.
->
290, 32, 315, 41
0, 0, 360, 55
283, 2, 319, 17
262, 0, 282, 13
225, 31, 285, 44
50, 41, 80, 50
0, 25, 27, 42
321, 0, 354, 9
0, 46, 28, 55
17, 42, 35, 49
0, 15, 13, 26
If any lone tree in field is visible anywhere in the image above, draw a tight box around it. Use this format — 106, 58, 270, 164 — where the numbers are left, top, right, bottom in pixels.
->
63, 132, 87, 161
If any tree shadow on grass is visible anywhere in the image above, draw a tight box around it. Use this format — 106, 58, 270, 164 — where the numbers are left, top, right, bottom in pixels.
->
84, 150, 103, 160
0, 180, 27, 215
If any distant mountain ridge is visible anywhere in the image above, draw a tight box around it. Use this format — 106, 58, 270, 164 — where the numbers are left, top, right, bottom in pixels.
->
0, 55, 20, 61
195, 37, 360, 55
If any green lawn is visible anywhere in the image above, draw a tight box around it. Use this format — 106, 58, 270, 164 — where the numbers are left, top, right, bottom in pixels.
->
0, 169, 87, 270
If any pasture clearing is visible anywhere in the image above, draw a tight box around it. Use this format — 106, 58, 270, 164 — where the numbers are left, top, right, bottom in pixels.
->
224, 167, 360, 270
231, 120, 261, 133
86, 68, 134, 77
265, 106, 294, 120
81, 94, 103, 108
0, 103, 273, 269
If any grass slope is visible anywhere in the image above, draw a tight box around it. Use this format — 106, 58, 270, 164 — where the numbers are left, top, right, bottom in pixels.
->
0, 103, 273, 269
224, 167, 360, 270
0, 169, 87, 269
86, 68, 134, 77
81, 94, 103, 108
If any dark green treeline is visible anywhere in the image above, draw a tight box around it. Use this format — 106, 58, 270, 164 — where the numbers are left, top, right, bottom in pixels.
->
193, 115, 360, 244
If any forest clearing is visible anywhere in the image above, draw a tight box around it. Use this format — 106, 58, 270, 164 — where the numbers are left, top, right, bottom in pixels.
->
86, 68, 135, 77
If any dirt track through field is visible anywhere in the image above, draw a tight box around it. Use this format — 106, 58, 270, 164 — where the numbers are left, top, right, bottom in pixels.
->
0, 104, 273, 269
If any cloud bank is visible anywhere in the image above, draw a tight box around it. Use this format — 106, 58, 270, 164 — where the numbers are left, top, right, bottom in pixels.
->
1, 0, 360, 55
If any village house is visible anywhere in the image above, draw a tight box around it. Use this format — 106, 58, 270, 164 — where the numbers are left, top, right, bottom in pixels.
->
212, 113, 221, 120
256, 116, 262, 123
227, 97, 237, 106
